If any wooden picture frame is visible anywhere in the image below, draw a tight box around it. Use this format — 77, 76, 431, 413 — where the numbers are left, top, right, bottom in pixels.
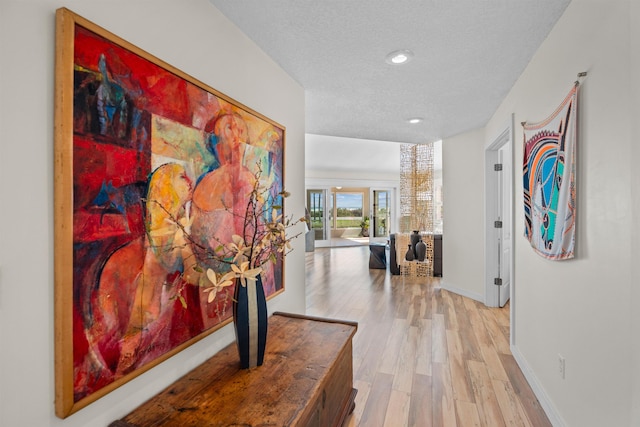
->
54, 8, 285, 417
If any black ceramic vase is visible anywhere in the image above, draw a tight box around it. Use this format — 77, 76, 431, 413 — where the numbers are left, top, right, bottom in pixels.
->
405, 244, 415, 261
410, 230, 421, 258
416, 240, 427, 262
233, 275, 268, 369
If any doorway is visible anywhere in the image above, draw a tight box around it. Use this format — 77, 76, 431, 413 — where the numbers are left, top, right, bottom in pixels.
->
371, 189, 391, 242
306, 182, 397, 248
485, 118, 514, 315
306, 188, 331, 247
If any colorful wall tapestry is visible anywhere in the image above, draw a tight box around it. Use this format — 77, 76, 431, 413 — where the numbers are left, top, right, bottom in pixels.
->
523, 84, 578, 260
54, 9, 285, 417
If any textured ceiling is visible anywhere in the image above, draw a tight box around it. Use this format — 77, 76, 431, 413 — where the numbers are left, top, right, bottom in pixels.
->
210, 0, 571, 144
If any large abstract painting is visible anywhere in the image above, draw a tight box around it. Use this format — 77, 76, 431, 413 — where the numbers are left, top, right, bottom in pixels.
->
54, 8, 285, 417
522, 84, 578, 260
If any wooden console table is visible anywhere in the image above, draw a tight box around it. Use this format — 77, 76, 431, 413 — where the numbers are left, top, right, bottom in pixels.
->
110, 312, 358, 427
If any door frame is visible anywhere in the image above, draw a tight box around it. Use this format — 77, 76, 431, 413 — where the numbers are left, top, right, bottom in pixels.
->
306, 187, 332, 247
484, 116, 515, 342
369, 187, 394, 244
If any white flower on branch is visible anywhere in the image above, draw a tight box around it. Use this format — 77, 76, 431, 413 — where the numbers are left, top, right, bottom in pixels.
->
203, 269, 235, 303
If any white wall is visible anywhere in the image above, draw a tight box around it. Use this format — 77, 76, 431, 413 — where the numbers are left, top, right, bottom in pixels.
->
441, 128, 486, 301
484, 0, 635, 425
630, 0, 640, 423
305, 133, 401, 181
0, 1, 305, 426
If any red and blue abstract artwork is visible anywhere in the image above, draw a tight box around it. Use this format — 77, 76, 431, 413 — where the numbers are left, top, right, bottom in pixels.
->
55, 10, 284, 414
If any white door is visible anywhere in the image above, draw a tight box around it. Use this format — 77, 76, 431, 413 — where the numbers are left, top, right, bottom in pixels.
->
370, 189, 392, 243
485, 120, 514, 312
497, 145, 511, 307
306, 189, 331, 247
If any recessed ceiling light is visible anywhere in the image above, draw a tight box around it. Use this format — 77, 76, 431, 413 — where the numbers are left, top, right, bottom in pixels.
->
385, 49, 414, 65
407, 117, 424, 124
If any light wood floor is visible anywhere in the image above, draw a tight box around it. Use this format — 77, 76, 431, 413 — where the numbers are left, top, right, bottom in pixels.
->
305, 246, 551, 427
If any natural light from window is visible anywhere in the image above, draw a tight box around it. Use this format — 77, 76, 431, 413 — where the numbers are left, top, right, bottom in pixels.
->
334, 192, 363, 228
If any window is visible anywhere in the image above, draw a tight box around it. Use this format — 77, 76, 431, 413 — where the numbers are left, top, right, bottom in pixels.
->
334, 192, 363, 228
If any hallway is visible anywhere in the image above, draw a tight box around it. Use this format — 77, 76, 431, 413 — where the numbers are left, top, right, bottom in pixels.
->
305, 246, 550, 427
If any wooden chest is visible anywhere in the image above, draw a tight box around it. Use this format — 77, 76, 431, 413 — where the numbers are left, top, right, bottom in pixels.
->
109, 312, 358, 427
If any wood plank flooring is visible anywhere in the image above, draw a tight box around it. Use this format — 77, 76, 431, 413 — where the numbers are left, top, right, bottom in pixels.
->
305, 246, 551, 427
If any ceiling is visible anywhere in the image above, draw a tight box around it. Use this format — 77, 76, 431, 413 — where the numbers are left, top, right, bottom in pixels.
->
209, 1, 571, 145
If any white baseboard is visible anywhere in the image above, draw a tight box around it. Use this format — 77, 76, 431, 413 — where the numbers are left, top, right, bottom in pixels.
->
438, 281, 484, 303
510, 344, 566, 427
